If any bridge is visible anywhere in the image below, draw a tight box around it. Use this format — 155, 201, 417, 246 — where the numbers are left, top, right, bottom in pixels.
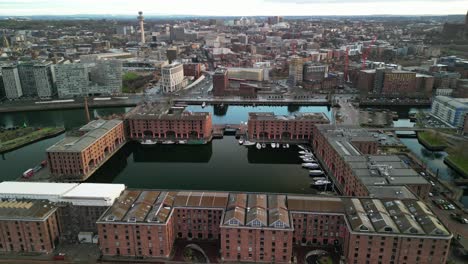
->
174, 98, 330, 106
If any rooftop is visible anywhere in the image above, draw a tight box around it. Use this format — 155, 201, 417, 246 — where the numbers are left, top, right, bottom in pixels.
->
47, 119, 122, 152
0, 199, 57, 221
249, 112, 329, 123
126, 103, 210, 120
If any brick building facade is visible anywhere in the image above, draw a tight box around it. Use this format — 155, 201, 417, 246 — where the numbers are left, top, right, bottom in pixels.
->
126, 104, 213, 143
95, 189, 451, 264
0, 199, 60, 254
47, 119, 126, 181
248, 112, 329, 141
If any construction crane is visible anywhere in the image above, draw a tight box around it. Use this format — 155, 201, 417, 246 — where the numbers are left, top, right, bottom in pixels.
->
361, 35, 377, 69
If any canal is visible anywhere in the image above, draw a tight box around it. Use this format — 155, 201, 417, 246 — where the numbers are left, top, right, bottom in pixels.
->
0, 105, 331, 194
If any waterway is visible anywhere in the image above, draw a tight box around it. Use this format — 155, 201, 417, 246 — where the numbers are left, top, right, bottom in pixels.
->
0, 105, 331, 194
400, 138, 468, 206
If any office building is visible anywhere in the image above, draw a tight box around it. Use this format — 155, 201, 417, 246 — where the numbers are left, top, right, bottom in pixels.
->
33, 62, 56, 98
288, 56, 304, 86
88, 59, 123, 95
431, 96, 468, 128
1, 65, 23, 99
247, 112, 329, 141
303, 62, 327, 83
47, 119, 126, 181
170, 26, 185, 42
227, 67, 265, 82
116, 25, 134, 35
17, 62, 38, 97
213, 68, 229, 96
161, 63, 186, 93
183, 63, 202, 79
126, 104, 213, 143
54, 63, 90, 98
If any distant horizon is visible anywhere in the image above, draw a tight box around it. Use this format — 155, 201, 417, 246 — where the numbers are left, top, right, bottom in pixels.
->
0, 0, 466, 17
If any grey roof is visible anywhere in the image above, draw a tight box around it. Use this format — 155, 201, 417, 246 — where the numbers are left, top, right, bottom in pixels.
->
47, 119, 122, 152
0, 199, 57, 221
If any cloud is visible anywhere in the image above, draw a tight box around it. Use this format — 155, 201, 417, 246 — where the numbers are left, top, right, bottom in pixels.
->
265, 0, 461, 2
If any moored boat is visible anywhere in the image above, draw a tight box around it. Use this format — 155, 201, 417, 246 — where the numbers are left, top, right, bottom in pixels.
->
141, 139, 157, 145
302, 163, 319, 169
256, 143, 262, 149
298, 150, 312, 155
309, 170, 324, 176
178, 140, 187, 144
238, 139, 244, 145
243, 141, 256, 146
271, 143, 276, 148
162, 140, 175, 144
261, 143, 266, 148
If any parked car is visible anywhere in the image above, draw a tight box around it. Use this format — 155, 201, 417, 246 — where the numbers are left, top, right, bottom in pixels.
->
450, 213, 468, 224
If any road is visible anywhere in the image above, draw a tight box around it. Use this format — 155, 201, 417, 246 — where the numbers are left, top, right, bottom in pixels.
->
334, 96, 359, 125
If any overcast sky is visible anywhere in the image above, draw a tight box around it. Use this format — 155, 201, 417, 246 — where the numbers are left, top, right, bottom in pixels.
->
0, 0, 465, 16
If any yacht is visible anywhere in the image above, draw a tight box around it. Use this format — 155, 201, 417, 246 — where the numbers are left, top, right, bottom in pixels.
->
298, 150, 312, 155
302, 163, 319, 169
178, 140, 187, 144
162, 140, 175, 145
256, 143, 262, 149
141, 139, 157, 145
238, 139, 244, 145
299, 155, 315, 159
271, 143, 276, 148
309, 170, 324, 176
312, 177, 327, 181
261, 143, 266, 148
302, 158, 315, 162
243, 141, 256, 146
201, 102, 206, 108
311, 180, 331, 186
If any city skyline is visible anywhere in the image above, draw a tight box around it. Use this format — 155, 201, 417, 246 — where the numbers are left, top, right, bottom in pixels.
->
0, 0, 466, 16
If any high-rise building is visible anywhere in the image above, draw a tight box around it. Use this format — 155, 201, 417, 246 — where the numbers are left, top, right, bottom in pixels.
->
213, 68, 229, 96
54, 64, 90, 98
33, 62, 56, 99
17, 62, 37, 97
170, 26, 185, 42
431, 96, 468, 128
55, 60, 122, 98
161, 63, 185, 93
288, 56, 303, 86
166, 47, 178, 64
88, 60, 123, 95
1, 65, 23, 99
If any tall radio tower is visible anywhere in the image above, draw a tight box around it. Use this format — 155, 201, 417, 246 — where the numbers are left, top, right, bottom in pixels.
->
137, 11, 145, 44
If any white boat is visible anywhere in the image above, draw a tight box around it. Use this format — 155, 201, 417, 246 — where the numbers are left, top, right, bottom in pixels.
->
276, 143, 281, 148
302, 163, 320, 169
299, 155, 315, 159
162, 140, 175, 145
243, 141, 256, 146
141, 139, 157, 145
298, 151, 312, 155
201, 102, 206, 108
256, 143, 262, 149
311, 180, 331, 186
309, 170, 324, 176
271, 143, 276, 148
261, 143, 266, 148
178, 140, 187, 144
303, 158, 315, 162
238, 139, 244, 145
312, 177, 327, 181
286, 144, 290, 148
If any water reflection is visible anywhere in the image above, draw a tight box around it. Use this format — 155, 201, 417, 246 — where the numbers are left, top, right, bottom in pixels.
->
133, 143, 213, 163
213, 104, 229, 116
247, 146, 301, 164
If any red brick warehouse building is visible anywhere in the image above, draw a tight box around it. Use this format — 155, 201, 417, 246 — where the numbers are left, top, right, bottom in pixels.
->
312, 125, 432, 199
125, 103, 213, 143
47, 119, 126, 181
248, 112, 329, 142
96, 189, 452, 264
0, 199, 60, 254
